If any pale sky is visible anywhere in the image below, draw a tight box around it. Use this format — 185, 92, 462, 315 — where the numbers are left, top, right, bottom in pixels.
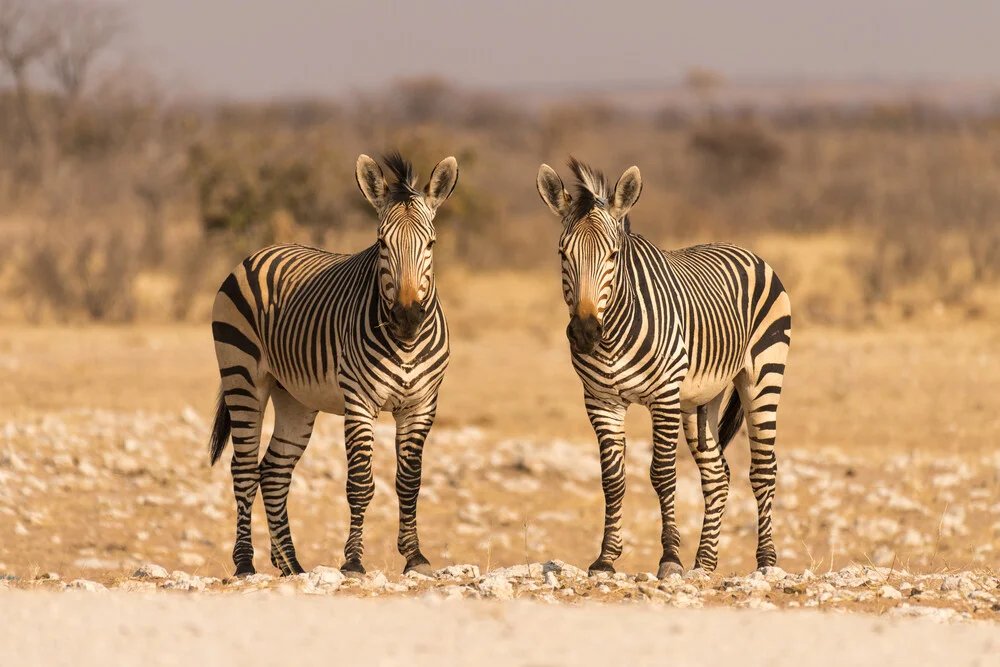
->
123, 0, 1000, 99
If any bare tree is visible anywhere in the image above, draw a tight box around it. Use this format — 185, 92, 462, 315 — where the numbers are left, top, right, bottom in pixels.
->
0, 0, 54, 146
45, 0, 125, 105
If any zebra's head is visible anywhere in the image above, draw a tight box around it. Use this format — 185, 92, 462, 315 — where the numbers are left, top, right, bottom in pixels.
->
536, 158, 642, 355
356, 152, 459, 340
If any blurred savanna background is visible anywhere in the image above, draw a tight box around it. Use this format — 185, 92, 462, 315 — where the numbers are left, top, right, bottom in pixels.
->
1, 0, 1000, 585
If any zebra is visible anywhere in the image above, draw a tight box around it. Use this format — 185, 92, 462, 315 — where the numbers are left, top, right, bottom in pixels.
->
207, 151, 459, 578
536, 158, 792, 578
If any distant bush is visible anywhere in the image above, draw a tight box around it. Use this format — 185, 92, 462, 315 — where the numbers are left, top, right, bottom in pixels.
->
688, 119, 784, 187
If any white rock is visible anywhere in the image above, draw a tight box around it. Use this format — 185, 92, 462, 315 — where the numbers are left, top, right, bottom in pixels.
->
245, 574, 274, 585
68, 579, 107, 592
879, 586, 902, 600
301, 566, 345, 593
685, 568, 711, 582
77, 460, 99, 477
133, 564, 168, 579
542, 560, 588, 580
478, 573, 514, 600
1, 448, 28, 472
363, 572, 389, 591
435, 564, 480, 579
544, 571, 560, 588
940, 576, 975, 594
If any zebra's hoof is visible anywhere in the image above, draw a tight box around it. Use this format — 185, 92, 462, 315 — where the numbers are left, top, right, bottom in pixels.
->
341, 559, 366, 578
656, 561, 684, 579
587, 560, 615, 577
755, 551, 777, 571
403, 556, 433, 577
233, 562, 256, 578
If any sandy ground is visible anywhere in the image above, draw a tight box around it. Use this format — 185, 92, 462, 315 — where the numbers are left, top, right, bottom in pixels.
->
1, 272, 1000, 653
2, 590, 999, 667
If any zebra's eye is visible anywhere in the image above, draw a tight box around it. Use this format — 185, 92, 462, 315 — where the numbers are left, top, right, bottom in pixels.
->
558, 250, 568, 261
377, 238, 387, 250
609, 250, 620, 261
427, 239, 436, 250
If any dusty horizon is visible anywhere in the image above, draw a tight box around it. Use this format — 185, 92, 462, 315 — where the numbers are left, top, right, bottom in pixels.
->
120, 0, 1000, 100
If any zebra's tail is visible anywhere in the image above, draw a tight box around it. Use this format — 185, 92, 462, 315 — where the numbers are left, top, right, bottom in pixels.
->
208, 386, 231, 466
717, 387, 744, 452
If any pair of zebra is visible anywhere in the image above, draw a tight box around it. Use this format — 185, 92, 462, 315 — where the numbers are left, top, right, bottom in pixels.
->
208, 152, 792, 580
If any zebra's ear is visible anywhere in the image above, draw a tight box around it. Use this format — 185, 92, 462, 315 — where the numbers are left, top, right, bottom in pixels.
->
610, 166, 642, 220
537, 164, 571, 218
356, 154, 388, 212
424, 156, 459, 212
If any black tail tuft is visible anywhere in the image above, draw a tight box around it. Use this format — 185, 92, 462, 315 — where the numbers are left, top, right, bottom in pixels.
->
208, 386, 231, 466
717, 388, 745, 452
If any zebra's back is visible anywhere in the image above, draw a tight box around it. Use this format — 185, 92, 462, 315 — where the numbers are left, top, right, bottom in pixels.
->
659, 241, 790, 406
212, 243, 376, 414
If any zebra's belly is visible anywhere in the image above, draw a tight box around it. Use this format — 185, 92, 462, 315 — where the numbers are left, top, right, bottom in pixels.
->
678, 372, 732, 411
277, 377, 347, 416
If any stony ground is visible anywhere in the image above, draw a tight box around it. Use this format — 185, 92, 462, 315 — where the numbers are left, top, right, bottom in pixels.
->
4, 559, 999, 625
1, 283, 1000, 627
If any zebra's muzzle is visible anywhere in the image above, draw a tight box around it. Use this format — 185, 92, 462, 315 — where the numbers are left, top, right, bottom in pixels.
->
388, 301, 427, 340
567, 314, 603, 354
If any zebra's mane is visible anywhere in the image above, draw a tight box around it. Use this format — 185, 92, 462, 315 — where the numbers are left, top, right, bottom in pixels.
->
567, 157, 631, 233
383, 151, 421, 204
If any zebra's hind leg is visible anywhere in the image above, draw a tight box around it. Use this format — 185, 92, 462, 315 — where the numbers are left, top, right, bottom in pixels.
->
341, 400, 378, 578
736, 350, 789, 570
222, 377, 272, 577
393, 398, 438, 576
260, 386, 317, 577
650, 393, 684, 579
681, 396, 730, 573
584, 395, 628, 575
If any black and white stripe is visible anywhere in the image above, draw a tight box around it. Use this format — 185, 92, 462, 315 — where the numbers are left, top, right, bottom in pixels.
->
537, 158, 792, 577
208, 152, 458, 577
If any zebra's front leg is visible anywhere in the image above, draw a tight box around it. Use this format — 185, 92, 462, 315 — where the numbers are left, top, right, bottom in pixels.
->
681, 405, 730, 573
650, 395, 684, 579
585, 396, 628, 575
393, 398, 438, 576
341, 402, 377, 577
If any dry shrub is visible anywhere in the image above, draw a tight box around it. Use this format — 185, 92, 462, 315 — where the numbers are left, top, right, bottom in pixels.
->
688, 118, 784, 188
15, 226, 137, 322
